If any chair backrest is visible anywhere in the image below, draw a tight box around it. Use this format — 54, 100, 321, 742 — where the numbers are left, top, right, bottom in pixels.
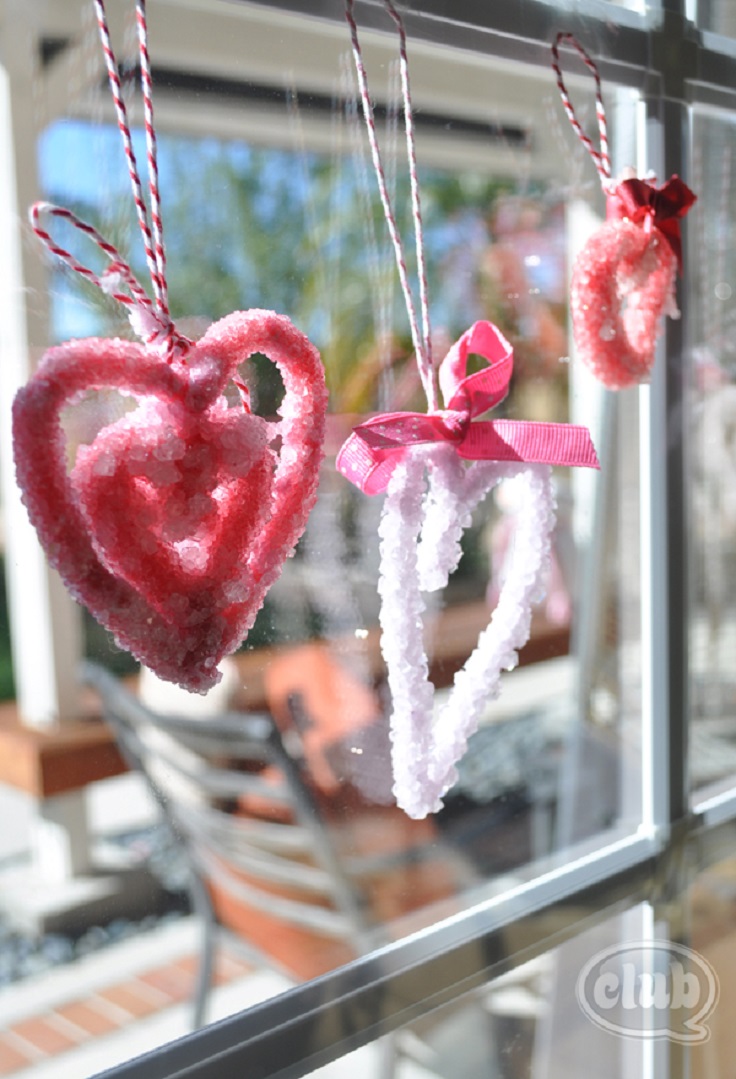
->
80, 661, 378, 977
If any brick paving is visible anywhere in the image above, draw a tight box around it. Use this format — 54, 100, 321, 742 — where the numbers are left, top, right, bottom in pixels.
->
0, 950, 253, 1076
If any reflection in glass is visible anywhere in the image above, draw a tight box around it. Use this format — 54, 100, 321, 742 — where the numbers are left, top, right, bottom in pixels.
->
697, 1, 736, 36
312, 908, 651, 1079
689, 112, 736, 798
687, 854, 736, 1078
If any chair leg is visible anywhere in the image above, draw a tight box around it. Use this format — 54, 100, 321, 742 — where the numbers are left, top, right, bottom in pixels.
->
190, 874, 216, 1030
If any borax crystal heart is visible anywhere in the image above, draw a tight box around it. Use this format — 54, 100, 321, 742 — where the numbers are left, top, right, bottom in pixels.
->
338, 6, 598, 816
14, 2, 327, 695
13, 310, 327, 692
552, 34, 696, 389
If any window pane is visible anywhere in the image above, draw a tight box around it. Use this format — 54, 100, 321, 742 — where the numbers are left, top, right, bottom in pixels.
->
305, 908, 655, 1079
697, 1, 736, 36
689, 110, 736, 799
38, 54, 643, 934
687, 853, 736, 1077
0, 4, 651, 1075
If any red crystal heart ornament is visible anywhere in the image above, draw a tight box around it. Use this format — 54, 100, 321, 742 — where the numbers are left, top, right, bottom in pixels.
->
12, 309, 327, 692
570, 218, 678, 389
552, 36, 696, 390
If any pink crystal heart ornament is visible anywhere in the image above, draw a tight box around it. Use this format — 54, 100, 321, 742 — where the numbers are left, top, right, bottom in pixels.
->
553, 34, 696, 389
379, 446, 556, 818
14, 4, 328, 693
72, 396, 273, 623
570, 219, 677, 389
13, 310, 327, 692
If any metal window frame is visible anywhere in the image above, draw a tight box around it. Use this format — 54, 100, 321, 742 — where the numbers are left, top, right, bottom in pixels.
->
91, 2, 736, 1075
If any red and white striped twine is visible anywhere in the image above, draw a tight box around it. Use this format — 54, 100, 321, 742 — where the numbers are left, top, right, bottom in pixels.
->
551, 32, 612, 187
345, 0, 438, 412
232, 373, 252, 412
30, 202, 151, 311
134, 0, 168, 321
31, 0, 189, 362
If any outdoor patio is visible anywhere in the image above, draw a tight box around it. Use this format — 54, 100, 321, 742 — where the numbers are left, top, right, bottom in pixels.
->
0, 770, 440, 1079
0, 656, 576, 1079
0, 914, 265, 1079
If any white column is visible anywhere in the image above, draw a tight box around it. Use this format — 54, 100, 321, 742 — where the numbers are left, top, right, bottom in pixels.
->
0, 1, 84, 728
31, 793, 92, 881
0, 3, 91, 884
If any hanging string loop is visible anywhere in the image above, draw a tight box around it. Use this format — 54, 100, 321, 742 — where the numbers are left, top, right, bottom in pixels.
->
345, 0, 438, 412
551, 32, 613, 189
30, 0, 190, 362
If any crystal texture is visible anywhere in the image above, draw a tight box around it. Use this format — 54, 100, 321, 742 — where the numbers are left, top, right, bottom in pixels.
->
12, 309, 327, 693
570, 219, 677, 389
378, 443, 556, 818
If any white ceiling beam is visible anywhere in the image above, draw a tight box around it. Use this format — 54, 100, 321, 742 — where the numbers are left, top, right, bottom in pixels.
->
36, 0, 565, 179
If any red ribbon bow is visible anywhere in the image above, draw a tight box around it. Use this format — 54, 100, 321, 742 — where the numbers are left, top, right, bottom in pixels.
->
606, 175, 696, 270
336, 321, 600, 495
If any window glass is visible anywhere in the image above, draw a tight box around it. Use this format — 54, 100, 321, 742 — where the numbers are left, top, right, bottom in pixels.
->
687, 853, 736, 1077
689, 109, 736, 799
697, 1, 736, 36
293, 859, 736, 1079
0, 3, 655, 1075
305, 907, 654, 1079
39, 42, 642, 931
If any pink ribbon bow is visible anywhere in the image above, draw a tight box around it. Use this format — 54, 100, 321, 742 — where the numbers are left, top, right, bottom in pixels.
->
336, 320, 600, 495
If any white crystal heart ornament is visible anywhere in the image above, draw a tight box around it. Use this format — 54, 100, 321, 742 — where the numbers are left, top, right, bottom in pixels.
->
379, 444, 556, 819
339, 9, 596, 819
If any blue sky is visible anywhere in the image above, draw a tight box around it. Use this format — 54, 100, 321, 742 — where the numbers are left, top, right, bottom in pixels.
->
38, 120, 170, 340
40, 120, 151, 203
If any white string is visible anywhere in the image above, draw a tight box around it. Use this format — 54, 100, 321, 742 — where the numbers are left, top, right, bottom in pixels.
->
345, 0, 438, 411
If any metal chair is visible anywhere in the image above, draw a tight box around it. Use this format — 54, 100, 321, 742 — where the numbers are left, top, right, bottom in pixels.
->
80, 661, 468, 1035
